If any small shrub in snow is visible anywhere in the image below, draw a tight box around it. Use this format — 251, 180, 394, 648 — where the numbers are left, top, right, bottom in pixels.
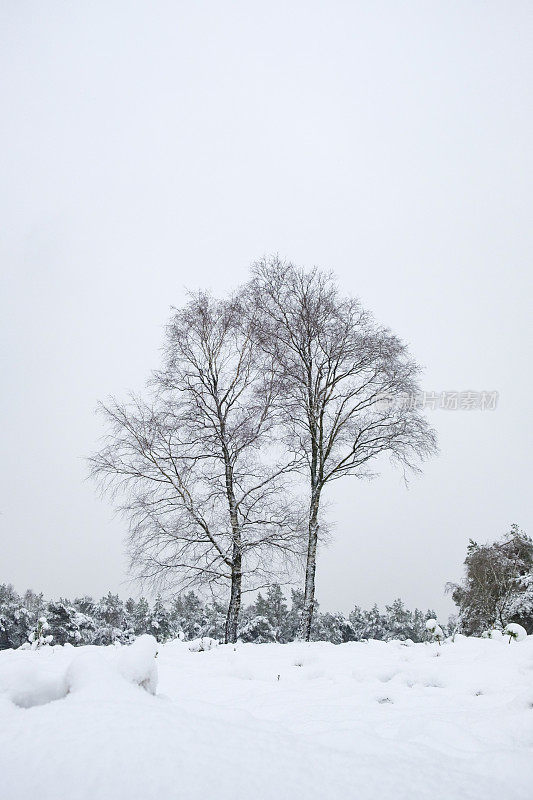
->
188, 637, 218, 652
425, 619, 444, 644
503, 623, 527, 643
28, 617, 53, 650
482, 629, 504, 641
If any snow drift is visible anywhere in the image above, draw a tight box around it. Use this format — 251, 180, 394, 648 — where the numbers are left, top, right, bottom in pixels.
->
0, 634, 158, 708
1, 636, 532, 800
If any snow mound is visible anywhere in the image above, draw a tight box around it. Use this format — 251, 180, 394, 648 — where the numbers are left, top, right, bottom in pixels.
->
117, 634, 158, 694
66, 636, 159, 696
503, 623, 527, 642
0, 636, 159, 709
65, 650, 118, 694
0, 657, 67, 708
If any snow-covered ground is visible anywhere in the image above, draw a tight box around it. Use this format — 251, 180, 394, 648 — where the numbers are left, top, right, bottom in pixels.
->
1, 635, 532, 800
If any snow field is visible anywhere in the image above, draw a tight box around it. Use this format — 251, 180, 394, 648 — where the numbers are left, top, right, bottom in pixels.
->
0, 635, 532, 800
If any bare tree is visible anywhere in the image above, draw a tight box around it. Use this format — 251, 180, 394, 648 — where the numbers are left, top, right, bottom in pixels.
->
248, 258, 438, 640
90, 292, 302, 643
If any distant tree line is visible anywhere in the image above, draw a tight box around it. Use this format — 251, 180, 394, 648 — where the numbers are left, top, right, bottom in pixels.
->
3, 525, 530, 650
0, 583, 439, 650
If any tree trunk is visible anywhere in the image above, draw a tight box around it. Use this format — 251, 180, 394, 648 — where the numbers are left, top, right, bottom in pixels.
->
219, 433, 243, 644
298, 493, 320, 641
225, 551, 242, 644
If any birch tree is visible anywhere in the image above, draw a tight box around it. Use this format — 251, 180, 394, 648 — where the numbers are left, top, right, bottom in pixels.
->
90, 292, 301, 643
248, 258, 438, 640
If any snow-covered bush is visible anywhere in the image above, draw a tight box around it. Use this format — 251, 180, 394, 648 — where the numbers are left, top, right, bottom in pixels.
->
482, 629, 504, 641
239, 615, 277, 643
503, 623, 527, 643
46, 602, 96, 646
312, 611, 356, 644
28, 617, 53, 650
448, 525, 533, 635
425, 618, 444, 644
508, 573, 533, 630
0, 585, 36, 649
188, 637, 219, 652
117, 634, 158, 693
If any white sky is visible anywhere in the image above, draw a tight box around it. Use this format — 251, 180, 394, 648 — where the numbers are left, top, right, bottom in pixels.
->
1, 1, 532, 618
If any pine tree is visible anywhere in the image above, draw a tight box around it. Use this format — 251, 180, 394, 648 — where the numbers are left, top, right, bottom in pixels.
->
133, 598, 151, 636
147, 595, 172, 642
348, 606, 367, 641
73, 596, 96, 616
93, 593, 127, 644
22, 589, 45, 617
239, 615, 277, 643
312, 612, 355, 644
384, 598, 414, 641
265, 584, 288, 640
0, 584, 34, 649
201, 601, 226, 641
411, 608, 428, 642
254, 592, 269, 618
47, 600, 95, 645
281, 589, 305, 641
364, 604, 388, 640
169, 592, 203, 639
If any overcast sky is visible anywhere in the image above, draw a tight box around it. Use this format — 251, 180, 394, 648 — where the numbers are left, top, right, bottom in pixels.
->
1, 1, 531, 618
